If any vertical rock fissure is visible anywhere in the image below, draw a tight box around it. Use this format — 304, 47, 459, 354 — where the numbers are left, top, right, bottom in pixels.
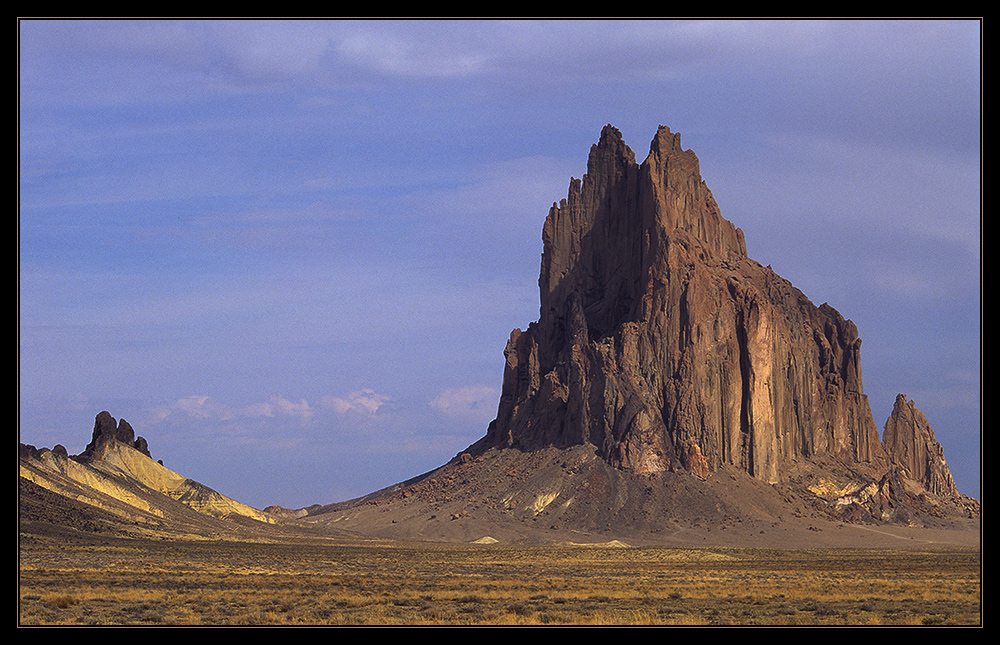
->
736, 309, 754, 477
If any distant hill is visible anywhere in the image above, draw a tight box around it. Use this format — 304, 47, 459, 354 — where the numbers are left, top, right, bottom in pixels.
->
19, 411, 287, 541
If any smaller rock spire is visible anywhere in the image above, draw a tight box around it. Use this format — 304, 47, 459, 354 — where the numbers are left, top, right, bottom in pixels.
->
882, 394, 958, 497
78, 411, 152, 462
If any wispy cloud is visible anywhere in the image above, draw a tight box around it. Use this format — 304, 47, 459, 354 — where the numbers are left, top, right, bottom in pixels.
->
321, 389, 390, 416
148, 393, 315, 425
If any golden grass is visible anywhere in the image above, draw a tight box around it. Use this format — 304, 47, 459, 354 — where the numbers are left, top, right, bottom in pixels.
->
18, 537, 981, 626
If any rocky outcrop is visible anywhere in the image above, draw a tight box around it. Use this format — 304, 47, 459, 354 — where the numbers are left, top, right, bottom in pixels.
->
263, 504, 312, 519
78, 410, 152, 462
19, 411, 274, 526
882, 394, 959, 497
808, 393, 980, 523
485, 125, 886, 485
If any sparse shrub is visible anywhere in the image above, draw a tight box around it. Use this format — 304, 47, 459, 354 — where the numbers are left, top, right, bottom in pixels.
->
458, 603, 485, 617
44, 593, 78, 609
456, 594, 485, 604
18, 540, 982, 627
390, 597, 423, 607
139, 609, 164, 623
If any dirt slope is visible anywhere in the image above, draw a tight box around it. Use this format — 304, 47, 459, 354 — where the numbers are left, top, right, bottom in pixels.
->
296, 444, 980, 549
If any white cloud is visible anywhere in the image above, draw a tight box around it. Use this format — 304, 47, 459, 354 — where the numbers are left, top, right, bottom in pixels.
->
248, 396, 315, 423
149, 393, 314, 425
321, 389, 390, 415
152, 394, 227, 421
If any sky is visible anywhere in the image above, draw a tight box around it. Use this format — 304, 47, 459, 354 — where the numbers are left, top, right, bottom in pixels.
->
19, 19, 981, 508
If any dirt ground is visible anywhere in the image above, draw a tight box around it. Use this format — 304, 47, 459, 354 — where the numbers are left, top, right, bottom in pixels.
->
299, 445, 981, 551
17, 445, 982, 627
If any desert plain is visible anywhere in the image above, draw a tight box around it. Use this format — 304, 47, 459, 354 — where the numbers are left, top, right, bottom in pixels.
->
18, 524, 981, 627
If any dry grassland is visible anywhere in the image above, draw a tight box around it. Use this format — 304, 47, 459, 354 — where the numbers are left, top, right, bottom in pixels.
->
19, 536, 981, 626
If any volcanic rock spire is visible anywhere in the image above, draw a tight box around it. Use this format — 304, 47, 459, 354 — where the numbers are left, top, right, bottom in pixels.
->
882, 393, 959, 497
78, 410, 152, 462
485, 124, 884, 484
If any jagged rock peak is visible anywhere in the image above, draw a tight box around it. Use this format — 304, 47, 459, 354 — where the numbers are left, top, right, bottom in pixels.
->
882, 394, 959, 497
538, 124, 747, 341
79, 411, 152, 462
485, 124, 883, 485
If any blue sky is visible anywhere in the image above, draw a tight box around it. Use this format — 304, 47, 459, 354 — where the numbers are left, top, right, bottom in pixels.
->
19, 19, 981, 508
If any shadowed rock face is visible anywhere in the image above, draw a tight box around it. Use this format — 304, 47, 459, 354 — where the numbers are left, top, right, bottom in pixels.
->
78, 410, 152, 462
485, 124, 885, 484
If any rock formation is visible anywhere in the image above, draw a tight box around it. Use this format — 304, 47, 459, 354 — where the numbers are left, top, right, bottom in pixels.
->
803, 394, 979, 524
19, 411, 274, 527
484, 124, 888, 485
78, 410, 152, 461
20, 126, 976, 547
882, 393, 958, 497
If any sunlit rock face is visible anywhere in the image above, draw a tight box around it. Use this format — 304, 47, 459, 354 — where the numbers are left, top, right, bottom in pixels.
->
486, 124, 884, 484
